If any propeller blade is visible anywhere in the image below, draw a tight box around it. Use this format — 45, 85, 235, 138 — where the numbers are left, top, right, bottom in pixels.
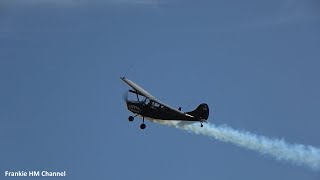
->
122, 91, 129, 103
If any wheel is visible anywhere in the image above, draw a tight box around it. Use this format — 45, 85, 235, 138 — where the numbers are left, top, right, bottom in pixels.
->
140, 123, 146, 129
128, 116, 134, 122
200, 124, 203, 127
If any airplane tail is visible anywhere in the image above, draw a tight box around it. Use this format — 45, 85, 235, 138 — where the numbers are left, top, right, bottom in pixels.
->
186, 103, 209, 121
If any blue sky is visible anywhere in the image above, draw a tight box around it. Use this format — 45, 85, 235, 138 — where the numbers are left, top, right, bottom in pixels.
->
1, 0, 320, 179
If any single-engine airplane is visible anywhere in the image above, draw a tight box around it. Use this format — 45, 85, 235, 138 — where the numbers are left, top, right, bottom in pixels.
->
121, 77, 209, 129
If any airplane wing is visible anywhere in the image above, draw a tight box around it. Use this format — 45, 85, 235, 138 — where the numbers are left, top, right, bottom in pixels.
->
121, 77, 156, 101
120, 77, 194, 118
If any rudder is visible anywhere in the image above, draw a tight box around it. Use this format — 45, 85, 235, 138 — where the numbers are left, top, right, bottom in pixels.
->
186, 103, 209, 120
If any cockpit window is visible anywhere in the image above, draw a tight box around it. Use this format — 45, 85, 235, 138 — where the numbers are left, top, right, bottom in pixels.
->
153, 102, 160, 107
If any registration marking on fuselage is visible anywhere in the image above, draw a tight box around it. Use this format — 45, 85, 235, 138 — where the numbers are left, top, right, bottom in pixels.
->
128, 105, 141, 113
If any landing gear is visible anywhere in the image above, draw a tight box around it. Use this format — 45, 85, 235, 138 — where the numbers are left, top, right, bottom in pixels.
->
140, 123, 146, 129
200, 123, 203, 127
128, 115, 147, 129
140, 116, 146, 130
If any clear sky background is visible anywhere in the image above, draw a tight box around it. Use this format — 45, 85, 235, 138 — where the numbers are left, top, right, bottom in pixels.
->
1, 0, 320, 179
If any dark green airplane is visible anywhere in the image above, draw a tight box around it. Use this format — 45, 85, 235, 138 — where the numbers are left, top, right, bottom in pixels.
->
121, 77, 210, 129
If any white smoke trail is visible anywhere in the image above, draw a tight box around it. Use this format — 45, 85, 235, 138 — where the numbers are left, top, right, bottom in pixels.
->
151, 120, 320, 171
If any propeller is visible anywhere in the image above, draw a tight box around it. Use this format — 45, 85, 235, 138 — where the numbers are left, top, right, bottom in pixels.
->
122, 91, 129, 103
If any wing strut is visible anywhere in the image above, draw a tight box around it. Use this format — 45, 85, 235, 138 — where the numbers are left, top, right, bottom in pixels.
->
128, 89, 142, 101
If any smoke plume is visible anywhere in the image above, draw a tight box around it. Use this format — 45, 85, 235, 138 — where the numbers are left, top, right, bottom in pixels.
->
151, 120, 320, 171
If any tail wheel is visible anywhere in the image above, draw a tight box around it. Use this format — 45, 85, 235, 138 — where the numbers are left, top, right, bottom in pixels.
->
128, 116, 134, 122
140, 123, 146, 129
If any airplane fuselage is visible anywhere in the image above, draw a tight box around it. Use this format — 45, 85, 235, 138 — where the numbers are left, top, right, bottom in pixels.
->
126, 101, 200, 121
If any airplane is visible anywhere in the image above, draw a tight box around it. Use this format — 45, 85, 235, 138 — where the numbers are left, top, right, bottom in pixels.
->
121, 77, 209, 129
